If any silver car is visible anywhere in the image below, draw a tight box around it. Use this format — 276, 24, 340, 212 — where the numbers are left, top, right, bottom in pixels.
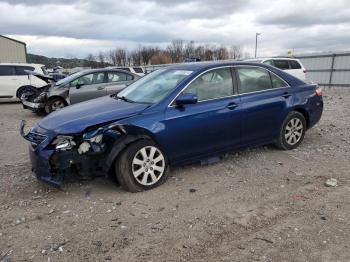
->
21, 68, 140, 113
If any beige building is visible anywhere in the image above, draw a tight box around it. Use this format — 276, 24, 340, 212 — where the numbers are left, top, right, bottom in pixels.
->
0, 35, 27, 63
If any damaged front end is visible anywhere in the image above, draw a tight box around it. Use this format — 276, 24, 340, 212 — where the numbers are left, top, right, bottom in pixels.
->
20, 120, 126, 186
21, 71, 54, 111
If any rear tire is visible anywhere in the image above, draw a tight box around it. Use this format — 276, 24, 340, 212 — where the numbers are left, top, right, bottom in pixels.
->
115, 140, 168, 192
45, 97, 66, 113
276, 111, 306, 150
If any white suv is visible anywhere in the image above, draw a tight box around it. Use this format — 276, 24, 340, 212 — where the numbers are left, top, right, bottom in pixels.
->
0, 63, 48, 100
246, 58, 306, 80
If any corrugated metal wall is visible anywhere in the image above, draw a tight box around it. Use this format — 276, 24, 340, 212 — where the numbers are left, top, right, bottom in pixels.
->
296, 53, 350, 87
0, 36, 27, 63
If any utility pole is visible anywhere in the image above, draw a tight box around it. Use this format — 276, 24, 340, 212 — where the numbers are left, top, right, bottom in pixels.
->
255, 33, 261, 58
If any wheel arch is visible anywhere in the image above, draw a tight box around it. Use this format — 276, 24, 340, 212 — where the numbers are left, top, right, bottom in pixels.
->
16, 85, 37, 98
292, 107, 310, 129
105, 125, 167, 174
47, 95, 68, 106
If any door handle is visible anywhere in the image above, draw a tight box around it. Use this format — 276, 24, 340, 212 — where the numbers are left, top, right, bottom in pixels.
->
226, 102, 239, 110
97, 86, 105, 90
282, 92, 291, 98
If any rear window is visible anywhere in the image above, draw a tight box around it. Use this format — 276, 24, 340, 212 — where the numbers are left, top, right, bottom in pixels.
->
15, 66, 35, 75
117, 67, 131, 72
0, 66, 15, 76
273, 60, 290, 70
290, 60, 302, 69
133, 67, 144, 73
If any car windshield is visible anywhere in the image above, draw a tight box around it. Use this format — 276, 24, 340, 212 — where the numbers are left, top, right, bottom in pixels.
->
55, 71, 85, 86
117, 69, 193, 104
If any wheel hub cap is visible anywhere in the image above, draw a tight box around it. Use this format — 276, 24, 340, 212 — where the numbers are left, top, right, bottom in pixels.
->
132, 146, 165, 186
285, 118, 303, 145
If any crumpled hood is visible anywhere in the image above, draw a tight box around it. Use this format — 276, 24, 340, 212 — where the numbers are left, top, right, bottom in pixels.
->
38, 96, 149, 134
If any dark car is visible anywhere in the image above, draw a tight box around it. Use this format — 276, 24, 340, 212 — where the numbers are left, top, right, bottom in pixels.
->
21, 68, 140, 113
20, 62, 323, 192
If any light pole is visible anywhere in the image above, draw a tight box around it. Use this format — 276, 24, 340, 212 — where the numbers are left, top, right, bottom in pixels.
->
255, 33, 261, 58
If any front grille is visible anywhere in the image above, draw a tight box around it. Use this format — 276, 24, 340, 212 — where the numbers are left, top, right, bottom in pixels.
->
26, 132, 48, 145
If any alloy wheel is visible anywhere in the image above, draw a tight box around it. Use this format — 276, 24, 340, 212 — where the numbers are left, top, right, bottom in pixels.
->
132, 146, 165, 186
51, 100, 65, 111
285, 117, 303, 145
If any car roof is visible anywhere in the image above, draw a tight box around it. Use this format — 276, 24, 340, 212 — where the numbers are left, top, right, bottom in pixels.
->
245, 57, 300, 61
165, 61, 275, 71
75, 68, 140, 77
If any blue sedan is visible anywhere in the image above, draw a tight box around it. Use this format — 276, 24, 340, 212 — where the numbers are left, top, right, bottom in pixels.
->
20, 62, 323, 192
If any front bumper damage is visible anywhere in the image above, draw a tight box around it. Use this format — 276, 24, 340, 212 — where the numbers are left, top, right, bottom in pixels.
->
20, 120, 125, 186
21, 91, 47, 111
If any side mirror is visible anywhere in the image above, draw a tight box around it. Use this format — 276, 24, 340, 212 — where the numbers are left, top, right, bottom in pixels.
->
76, 83, 83, 89
175, 93, 198, 106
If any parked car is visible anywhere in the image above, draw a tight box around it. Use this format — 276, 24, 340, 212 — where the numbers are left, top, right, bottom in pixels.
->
21, 68, 140, 113
110, 66, 145, 76
20, 61, 323, 192
0, 63, 48, 100
183, 57, 201, 62
245, 58, 306, 80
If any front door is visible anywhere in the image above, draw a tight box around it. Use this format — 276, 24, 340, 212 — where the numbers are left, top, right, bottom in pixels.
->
69, 71, 107, 104
162, 67, 242, 163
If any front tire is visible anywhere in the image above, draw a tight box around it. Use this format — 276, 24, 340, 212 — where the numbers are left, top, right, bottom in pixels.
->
45, 97, 66, 113
115, 140, 168, 192
276, 111, 306, 150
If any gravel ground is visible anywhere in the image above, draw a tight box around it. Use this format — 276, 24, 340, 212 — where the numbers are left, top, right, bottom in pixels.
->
0, 88, 349, 262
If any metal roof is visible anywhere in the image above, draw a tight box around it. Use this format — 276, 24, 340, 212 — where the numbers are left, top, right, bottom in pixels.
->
0, 35, 26, 46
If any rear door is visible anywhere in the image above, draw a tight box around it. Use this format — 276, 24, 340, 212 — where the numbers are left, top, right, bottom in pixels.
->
163, 67, 242, 162
69, 71, 107, 104
14, 66, 34, 89
105, 71, 134, 95
0, 66, 16, 98
235, 66, 292, 145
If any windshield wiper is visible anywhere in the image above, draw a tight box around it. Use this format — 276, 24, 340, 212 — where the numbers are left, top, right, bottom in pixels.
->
116, 95, 134, 103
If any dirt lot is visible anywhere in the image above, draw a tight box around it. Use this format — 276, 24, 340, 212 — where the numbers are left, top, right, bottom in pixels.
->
0, 88, 349, 262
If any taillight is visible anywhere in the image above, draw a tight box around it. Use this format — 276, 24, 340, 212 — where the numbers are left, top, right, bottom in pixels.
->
315, 87, 322, 96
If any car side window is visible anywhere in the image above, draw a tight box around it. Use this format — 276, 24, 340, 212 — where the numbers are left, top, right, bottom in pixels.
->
0, 66, 15, 76
70, 72, 105, 87
184, 68, 233, 101
236, 67, 273, 93
270, 73, 289, 88
263, 60, 274, 66
107, 72, 131, 82
290, 60, 302, 69
273, 60, 290, 70
15, 66, 35, 75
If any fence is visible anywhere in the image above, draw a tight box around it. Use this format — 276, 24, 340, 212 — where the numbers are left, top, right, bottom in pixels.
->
296, 52, 350, 88
144, 52, 350, 88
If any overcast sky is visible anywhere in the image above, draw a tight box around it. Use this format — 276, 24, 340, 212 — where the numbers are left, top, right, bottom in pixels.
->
1, 0, 349, 58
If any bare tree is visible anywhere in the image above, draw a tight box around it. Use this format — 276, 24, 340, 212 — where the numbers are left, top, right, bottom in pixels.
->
97, 51, 106, 67
184, 40, 195, 58
115, 48, 127, 66
167, 39, 184, 63
150, 52, 172, 64
130, 46, 142, 66
230, 45, 243, 60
